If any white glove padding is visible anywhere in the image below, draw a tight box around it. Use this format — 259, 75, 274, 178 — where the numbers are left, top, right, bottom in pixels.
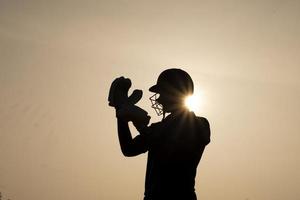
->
116, 104, 151, 127
108, 77, 142, 108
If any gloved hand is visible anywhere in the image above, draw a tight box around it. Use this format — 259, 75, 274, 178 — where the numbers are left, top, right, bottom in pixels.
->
108, 77, 142, 108
108, 76, 151, 128
116, 104, 151, 129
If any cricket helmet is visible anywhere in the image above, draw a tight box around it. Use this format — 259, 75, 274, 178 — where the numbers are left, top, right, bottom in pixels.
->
149, 68, 194, 116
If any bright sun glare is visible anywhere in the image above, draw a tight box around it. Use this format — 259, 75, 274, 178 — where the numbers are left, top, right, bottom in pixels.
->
184, 93, 202, 113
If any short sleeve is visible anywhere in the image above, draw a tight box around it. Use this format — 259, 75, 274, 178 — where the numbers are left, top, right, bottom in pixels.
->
198, 117, 211, 145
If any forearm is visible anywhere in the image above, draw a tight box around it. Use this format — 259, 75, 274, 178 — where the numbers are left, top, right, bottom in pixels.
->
116, 117, 148, 156
117, 117, 134, 156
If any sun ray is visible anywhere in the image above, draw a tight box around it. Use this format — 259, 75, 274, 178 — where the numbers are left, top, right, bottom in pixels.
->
184, 92, 202, 113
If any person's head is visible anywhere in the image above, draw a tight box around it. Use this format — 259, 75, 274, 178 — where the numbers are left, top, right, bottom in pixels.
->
149, 68, 194, 115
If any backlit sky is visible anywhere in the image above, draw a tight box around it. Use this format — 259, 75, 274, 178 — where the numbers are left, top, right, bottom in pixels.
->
0, 0, 300, 200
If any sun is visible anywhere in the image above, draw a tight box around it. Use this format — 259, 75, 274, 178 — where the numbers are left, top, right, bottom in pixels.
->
184, 93, 202, 113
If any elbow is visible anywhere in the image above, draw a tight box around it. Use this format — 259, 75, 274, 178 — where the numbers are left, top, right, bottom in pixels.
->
122, 151, 134, 157
121, 148, 136, 157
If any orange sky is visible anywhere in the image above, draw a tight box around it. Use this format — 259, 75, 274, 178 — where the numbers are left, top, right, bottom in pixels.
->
0, 1, 300, 200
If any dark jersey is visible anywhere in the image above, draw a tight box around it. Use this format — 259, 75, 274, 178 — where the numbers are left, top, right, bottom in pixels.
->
139, 111, 210, 200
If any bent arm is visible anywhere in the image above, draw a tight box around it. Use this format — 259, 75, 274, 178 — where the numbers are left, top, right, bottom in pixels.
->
117, 118, 148, 157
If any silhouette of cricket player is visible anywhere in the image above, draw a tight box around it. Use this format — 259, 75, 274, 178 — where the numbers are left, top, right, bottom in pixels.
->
108, 68, 210, 200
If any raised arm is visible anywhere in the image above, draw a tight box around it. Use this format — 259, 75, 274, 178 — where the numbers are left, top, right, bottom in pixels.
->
108, 76, 151, 156
117, 117, 148, 157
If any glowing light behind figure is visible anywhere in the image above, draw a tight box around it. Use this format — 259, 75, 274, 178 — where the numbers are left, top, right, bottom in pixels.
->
184, 89, 203, 114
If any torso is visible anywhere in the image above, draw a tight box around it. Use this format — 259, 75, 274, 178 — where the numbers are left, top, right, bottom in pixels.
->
143, 111, 210, 199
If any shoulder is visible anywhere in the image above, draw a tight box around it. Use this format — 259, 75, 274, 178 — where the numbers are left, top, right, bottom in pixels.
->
195, 116, 211, 145
196, 116, 210, 127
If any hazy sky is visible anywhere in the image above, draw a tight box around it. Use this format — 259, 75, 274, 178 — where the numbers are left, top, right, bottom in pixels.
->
1, 0, 300, 200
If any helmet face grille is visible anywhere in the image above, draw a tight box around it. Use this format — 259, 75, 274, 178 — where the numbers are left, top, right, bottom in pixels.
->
149, 93, 163, 116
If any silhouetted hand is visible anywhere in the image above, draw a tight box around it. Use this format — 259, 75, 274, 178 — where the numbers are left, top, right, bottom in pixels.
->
108, 76, 151, 128
116, 104, 151, 129
108, 76, 142, 108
